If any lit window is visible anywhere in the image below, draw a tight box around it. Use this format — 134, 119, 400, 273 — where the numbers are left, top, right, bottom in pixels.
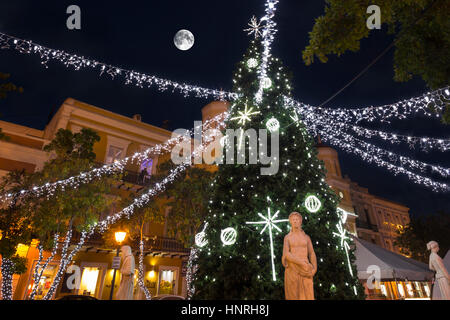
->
397, 283, 405, 297
158, 268, 177, 295
140, 158, 153, 176
380, 284, 387, 297
105, 146, 123, 164
79, 267, 100, 297
423, 284, 430, 297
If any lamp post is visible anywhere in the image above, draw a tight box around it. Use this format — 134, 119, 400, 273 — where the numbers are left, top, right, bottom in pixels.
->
109, 231, 126, 300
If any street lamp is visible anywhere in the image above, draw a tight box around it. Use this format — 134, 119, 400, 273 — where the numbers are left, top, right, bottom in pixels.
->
109, 231, 127, 300
115, 231, 126, 244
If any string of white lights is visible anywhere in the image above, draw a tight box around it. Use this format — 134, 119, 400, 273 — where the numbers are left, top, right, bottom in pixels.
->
336, 131, 449, 178
296, 112, 449, 192
254, 0, 279, 103
287, 102, 450, 152
42, 117, 226, 298
186, 247, 198, 300
284, 87, 450, 124
138, 240, 152, 300
1, 30, 448, 128
0, 258, 14, 300
336, 123, 449, 152
297, 109, 450, 179
0, 112, 227, 203
0, 32, 238, 102
322, 132, 449, 192
29, 244, 45, 300
29, 234, 60, 300
43, 229, 86, 300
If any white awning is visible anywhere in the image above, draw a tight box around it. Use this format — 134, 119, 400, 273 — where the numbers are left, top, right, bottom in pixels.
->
353, 236, 434, 281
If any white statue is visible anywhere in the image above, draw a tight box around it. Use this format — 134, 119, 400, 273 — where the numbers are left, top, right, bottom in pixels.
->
115, 245, 135, 300
427, 241, 450, 300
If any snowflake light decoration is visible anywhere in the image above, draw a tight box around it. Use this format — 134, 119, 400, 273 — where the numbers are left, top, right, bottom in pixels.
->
246, 207, 289, 281
231, 104, 261, 126
333, 221, 358, 295
244, 16, 263, 39
290, 110, 300, 127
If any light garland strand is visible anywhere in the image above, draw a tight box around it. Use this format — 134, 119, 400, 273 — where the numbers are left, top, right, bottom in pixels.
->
311, 111, 450, 178
29, 234, 60, 300
287, 104, 450, 152
334, 131, 449, 178
138, 240, 152, 300
284, 87, 450, 124
335, 122, 449, 152
254, 0, 279, 103
43, 229, 87, 300
0, 112, 227, 203
43, 229, 73, 299
186, 247, 198, 300
0, 258, 14, 300
0, 32, 238, 102
285, 104, 450, 191
301, 108, 450, 178
1, 30, 448, 127
29, 244, 45, 299
310, 125, 449, 192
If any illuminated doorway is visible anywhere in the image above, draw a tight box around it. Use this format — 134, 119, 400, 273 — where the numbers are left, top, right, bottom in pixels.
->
157, 266, 179, 296
77, 262, 107, 299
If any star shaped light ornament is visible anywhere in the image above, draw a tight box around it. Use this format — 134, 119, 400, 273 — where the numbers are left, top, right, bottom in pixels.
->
244, 16, 263, 39
290, 110, 301, 127
246, 207, 289, 281
231, 104, 261, 126
333, 221, 359, 295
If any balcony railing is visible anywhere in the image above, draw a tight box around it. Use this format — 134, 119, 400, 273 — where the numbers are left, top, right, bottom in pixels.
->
94, 161, 152, 186
71, 231, 189, 254
121, 169, 152, 186
146, 236, 190, 254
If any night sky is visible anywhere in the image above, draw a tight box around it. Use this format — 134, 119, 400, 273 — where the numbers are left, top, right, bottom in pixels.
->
0, 1, 448, 218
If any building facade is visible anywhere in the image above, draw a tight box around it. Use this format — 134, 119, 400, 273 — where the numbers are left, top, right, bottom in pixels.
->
316, 141, 410, 254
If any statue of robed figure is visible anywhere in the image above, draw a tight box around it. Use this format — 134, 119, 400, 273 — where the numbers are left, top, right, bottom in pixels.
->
115, 245, 135, 300
282, 212, 317, 300
427, 241, 450, 300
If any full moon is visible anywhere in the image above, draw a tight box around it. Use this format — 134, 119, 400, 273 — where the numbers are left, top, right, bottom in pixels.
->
174, 29, 195, 51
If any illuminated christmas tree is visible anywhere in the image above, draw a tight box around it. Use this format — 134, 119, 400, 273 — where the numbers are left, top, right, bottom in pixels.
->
191, 39, 365, 299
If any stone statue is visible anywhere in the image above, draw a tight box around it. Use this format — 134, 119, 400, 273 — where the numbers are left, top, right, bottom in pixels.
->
115, 245, 135, 300
282, 212, 317, 300
427, 241, 450, 300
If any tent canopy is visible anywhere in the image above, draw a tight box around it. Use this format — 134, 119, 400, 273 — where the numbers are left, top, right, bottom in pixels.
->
352, 236, 434, 281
